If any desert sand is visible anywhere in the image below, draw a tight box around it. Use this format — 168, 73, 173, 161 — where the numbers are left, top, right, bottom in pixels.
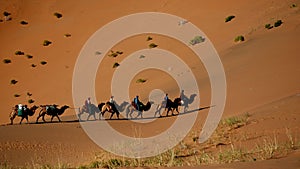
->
0, 0, 299, 168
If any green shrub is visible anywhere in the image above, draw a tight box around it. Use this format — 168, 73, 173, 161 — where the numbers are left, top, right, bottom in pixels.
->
265, 24, 273, 29
28, 99, 35, 104
136, 78, 147, 83
225, 15, 235, 22
10, 79, 18, 84
190, 36, 205, 45
234, 35, 245, 42
54, 12, 63, 18
113, 62, 120, 68
3, 59, 11, 64
43, 40, 52, 46
15, 50, 24, 55
40, 61, 47, 65
20, 20, 28, 25
274, 20, 283, 27
149, 43, 158, 48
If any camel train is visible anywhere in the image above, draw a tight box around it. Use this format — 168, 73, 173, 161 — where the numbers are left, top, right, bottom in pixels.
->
9, 93, 195, 124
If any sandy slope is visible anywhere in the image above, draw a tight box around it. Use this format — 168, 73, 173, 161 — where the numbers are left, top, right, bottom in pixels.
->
0, 0, 299, 168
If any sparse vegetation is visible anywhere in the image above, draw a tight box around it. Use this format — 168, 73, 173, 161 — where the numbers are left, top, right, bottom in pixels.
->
64, 33, 71, 37
54, 12, 63, 18
10, 79, 18, 85
43, 40, 52, 46
15, 50, 25, 55
274, 20, 283, 27
265, 23, 273, 29
139, 55, 146, 59
225, 15, 235, 22
3, 59, 11, 64
31, 64, 37, 67
95, 51, 102, 55
108, 50, 123, 57
147, 36, 153, 41
20, 20, 28, 25
40, 61, 47, 65
190, 36, 205, 45
28, 99, 35, 104
113, 62, 120, 68
290, 4, 297, 8
14, 94, 20, 97
136, 78, 147, 83
27, 92, 32, 97
149, 43, 158, 48
234, 35, 245, 42
3, 11, 11, 17
26, 54, 33, 59
116, 51, 123, 55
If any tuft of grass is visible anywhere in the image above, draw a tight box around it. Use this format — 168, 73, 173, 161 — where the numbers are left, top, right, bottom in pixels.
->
139, 55, 146, 59
3, 11, 11, 17
20, 20, 28, 25
265, 23, 273, 29
225, 15, 235, 22
40, 61, 47, 65
147, 36, 153, 41
43, 40, 52, 46
274, 20, 283, 27
3, 59, 11, 64
14, 94, 21, 97
27, 92, 32, 97
149, 43, 158, 48
10, 79, 18, 85
113, 62, 120, 68
108, 50, 118, 57
136, 78, 147, 83
31, 64, 37, 67
116, 51, 123, 55
190, 36, 205, 45
28, 99, 35, 104
95, 51, 102, 55
15, 50, 25, 55
234, 35, 245, 42
64, 33, 71, 37
26, 54, 33, 59
290, 4, 297, 8
54, 12, 63, 18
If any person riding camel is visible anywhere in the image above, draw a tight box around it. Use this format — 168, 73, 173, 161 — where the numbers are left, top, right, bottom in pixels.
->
85, 97, 92, 114
17, 104, 23, 116
109, 96, 114, 104
164, 93, 169, 111
133, 95, 141, 111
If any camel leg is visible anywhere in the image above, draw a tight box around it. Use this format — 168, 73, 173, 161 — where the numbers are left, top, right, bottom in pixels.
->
57, 115, 61, 122
109, 112, 114, 119
116, 112, 120, 119
19, 117, 24, 124
42, 114, 46, 122
25, 116, 29, 124
51, 115, 54, 122
166, 107, 172, 116
93, 113, 96, 120
87, 114, 91, 121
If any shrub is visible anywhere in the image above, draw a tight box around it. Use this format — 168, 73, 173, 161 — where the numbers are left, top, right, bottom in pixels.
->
15, 50, 24, 55
10, 79, 18, 85
64, 33, 71, 37
43, 40, 52, 46
26, 54, 33, 59
31, 64, 37, 67
3, 11, 11, 17
147, 36, 153, 41
116, 51, 123, 55
28, 99, 35, 104
3, 59, 11, 64
190, 36, 205, 45
234, 35, 245, 42
95, 51, 102, 55
274, 20, 283, 27
14, 94, 20, 97
225, 15, 235, 22
20, 20, 28, 25
40, 61, 47, 65
113, 62, 120, 68
54, 12, 63, 18
136, 78, 147, 83
290, 4, 297, 8
265, 24, 273, 29
27, 92, 32, 96
149, 43, 158, 48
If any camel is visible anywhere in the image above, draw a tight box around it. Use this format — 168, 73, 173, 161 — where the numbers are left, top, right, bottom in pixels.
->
165, 98, 184, 116
78, 104, 100, 121
98, 102, 120, 119
9, 105, 39, 125
36, 105, 69, 123
126, 101, 152, 119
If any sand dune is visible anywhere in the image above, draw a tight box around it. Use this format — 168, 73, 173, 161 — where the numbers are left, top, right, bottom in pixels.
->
0, 0, 299, 168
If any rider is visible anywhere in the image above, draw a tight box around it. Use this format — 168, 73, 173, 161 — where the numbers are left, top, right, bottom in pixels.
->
164, 93, 169, 111
109, 96, 114, 104
133, 95, 140, 111
17, 104, 23, 116
85, 97, 92, 114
